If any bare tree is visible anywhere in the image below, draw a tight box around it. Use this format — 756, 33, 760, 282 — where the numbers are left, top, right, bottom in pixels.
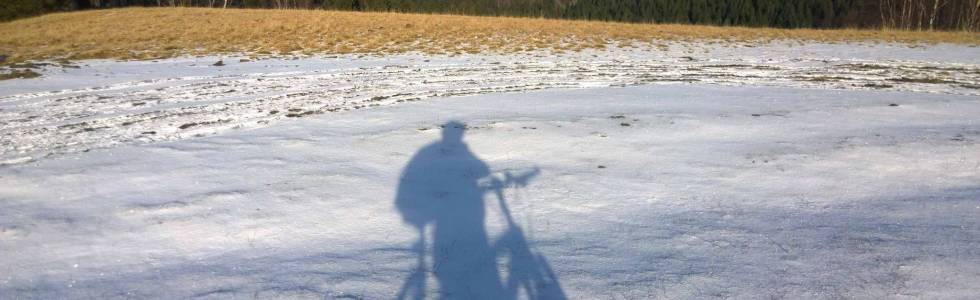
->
929, 0, 943, 30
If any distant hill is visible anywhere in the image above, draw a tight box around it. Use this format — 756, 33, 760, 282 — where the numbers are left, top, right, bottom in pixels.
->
3, 0, 979, 31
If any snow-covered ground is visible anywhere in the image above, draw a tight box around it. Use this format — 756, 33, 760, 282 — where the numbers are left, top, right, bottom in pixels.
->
2, 42, 979, 165
1, 42, 979, 299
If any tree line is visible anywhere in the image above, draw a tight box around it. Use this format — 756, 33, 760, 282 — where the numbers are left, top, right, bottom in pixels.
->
3, 0, 978, 31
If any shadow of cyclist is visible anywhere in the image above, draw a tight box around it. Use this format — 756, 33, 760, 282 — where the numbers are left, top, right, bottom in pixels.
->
394, 121, 565, 300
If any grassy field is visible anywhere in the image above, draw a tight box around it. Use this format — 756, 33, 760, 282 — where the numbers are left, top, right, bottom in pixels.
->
0, 7, 978, 64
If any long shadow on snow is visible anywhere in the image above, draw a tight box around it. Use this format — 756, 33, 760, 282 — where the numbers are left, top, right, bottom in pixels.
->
394, 120, 566, 300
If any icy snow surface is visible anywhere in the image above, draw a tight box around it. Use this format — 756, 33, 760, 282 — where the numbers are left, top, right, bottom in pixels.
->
1, 42, 979, 299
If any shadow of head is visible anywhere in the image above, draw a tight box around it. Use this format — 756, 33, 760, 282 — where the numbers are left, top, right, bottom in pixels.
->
441, 120, 466, 144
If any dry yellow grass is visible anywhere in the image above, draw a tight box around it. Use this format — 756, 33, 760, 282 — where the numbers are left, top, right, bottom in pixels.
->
0, 7, 978, 63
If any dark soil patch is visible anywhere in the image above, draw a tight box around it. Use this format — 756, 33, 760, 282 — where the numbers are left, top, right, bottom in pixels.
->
889, 77, 956, 84
863, 83, 893, 89
0, 69, 41, 80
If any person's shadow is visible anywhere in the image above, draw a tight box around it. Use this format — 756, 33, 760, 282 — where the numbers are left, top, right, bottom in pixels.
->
394, 121, 566, 300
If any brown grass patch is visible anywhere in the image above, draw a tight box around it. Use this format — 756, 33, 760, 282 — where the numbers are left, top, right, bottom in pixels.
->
0, 68, 40, 80
0, 7, 977, 63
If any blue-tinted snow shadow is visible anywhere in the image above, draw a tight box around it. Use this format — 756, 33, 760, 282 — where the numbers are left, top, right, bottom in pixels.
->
394, 120, 566, 300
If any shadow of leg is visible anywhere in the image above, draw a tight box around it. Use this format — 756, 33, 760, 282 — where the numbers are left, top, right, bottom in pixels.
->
396, 229, 426, 300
